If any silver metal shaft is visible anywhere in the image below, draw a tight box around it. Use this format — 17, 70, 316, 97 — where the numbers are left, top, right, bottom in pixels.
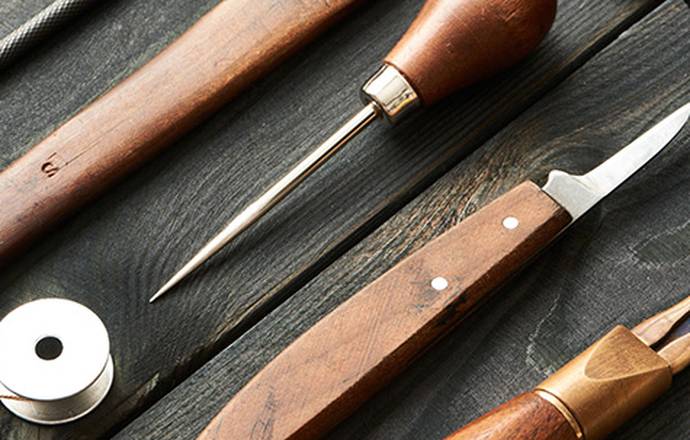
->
150, 103, 380, 302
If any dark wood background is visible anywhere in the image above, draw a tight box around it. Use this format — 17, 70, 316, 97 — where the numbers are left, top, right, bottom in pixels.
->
1, 0, 689, 439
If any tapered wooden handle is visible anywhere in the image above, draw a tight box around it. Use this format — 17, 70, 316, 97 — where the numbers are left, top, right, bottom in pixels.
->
385, 0, 557, 105
196, 182, 571, 440
0, 0, 363, 263
446, 393, 579, 440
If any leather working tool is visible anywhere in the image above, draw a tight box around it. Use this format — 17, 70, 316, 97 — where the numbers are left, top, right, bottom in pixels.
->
446, 295, 690, 440
192, 103, 690, 440
151, 0, 559, 302
0, 0, 364, 264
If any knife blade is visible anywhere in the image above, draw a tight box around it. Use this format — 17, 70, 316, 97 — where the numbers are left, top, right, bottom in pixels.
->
543, 103, 690, 220
196, 102, 689, 440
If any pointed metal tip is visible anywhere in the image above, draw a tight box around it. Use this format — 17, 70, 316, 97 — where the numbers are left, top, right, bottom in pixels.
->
148, 291, 163, 304
149, 282, 174, 304
150, 271, 188, 303
673, 101, 690, 125
148, 253, 208, 304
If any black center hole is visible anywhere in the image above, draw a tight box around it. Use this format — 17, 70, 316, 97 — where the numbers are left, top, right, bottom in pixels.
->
35, 336, 63, 360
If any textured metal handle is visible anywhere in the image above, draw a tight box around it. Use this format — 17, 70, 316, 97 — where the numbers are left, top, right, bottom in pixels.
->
0, 0, 101, 69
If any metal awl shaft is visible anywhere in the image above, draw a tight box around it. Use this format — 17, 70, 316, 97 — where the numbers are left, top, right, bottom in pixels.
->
151, 0, 559, 302
150, 103, 380, 302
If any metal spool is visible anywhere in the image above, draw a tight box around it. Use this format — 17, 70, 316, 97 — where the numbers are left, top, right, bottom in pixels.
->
0, 298, 113, 425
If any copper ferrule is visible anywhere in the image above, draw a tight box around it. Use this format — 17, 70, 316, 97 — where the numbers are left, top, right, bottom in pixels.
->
535, 326, 673, 440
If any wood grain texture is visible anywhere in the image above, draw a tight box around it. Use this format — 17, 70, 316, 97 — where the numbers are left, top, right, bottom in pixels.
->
0, 0, 677, 439
0, 0, 364, 263
115, 2, 690, 440
446, 393, 578, 440
386, 0, 557, 105
196, 183, 569, 440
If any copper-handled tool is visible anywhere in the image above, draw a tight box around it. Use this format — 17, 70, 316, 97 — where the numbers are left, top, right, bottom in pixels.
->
194, 104, 690, 440
151, 0, 559, 302
446, 295, 690, 440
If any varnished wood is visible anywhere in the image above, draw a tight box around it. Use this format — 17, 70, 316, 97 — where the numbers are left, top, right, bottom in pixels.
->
114, 3, 690, 440
386, 0, 557, 105
0, 0, 683, 439
0, 0, 363, 263
446, 393, 578, 440
196, 182, 570, 440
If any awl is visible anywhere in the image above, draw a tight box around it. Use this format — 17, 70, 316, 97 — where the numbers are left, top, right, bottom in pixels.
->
151, 0, 559, 302
194, 103, 690, 440
447, 295, 690, 440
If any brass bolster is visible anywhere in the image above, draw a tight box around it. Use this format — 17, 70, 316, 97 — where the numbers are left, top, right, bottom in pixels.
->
536, 326, 673, 440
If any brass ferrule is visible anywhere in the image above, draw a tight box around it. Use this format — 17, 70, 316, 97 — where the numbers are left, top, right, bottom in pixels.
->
361, 64, 420, 124
536, 326, 673, 440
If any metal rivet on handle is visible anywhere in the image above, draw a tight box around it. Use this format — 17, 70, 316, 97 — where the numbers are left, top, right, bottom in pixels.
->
503, 216, 520, 230
431, 277, 449, 291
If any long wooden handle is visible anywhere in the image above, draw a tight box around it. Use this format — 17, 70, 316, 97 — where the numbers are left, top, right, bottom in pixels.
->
0, 0, 363, 263
446, 393, 579, 440
197, 182, 571, 440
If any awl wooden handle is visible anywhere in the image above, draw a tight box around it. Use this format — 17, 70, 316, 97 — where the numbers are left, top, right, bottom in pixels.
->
386, 0, 557, 105
0, 0, 364, 263
196, 183, 571, 440
445, 392, 580, 440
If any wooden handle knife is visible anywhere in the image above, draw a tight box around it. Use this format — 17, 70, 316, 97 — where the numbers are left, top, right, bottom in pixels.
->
197, 183, 570, 440
196, 103, 689, 440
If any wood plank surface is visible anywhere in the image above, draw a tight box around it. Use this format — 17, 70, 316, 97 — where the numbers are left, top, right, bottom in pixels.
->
116, 2, 690, 439
0, 0, 683, 438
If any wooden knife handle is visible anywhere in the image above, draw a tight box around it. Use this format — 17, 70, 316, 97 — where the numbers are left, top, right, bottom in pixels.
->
385, 0, 557, 105
0, 0, 363, 263
445, 393, 580, 440
197, 182, 571, 440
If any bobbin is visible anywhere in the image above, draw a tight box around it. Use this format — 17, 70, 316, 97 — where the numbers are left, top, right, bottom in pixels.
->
0, 298, 113, 424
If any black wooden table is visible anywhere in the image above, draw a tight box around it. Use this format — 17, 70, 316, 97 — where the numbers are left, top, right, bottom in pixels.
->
1, 1, 689, 439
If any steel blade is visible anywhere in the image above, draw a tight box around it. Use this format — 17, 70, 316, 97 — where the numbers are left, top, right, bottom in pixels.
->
543, 102, 690, 220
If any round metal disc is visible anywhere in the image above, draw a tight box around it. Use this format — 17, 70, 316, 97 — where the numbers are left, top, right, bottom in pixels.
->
0, 298, 110, 401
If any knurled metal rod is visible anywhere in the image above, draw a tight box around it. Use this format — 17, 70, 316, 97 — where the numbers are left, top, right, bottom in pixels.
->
0, 0, 101, 70
150, 102, 381, 302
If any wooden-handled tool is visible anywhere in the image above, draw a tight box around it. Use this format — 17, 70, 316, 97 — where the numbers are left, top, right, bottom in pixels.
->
0, 0, 364, 264
151, 0, 559, 301
447, 296, 690, 440
194, 105, 689, 438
